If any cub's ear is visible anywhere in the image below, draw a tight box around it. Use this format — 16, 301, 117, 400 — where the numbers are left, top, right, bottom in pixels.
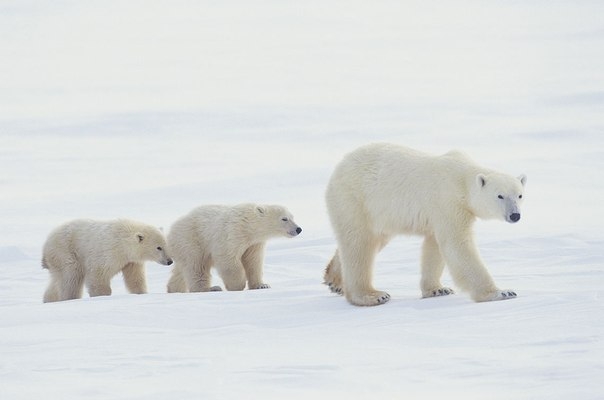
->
476, 174, 487, 188
256, 206, 266, 215
137, 234, 144, 242
518, 174, 527, 187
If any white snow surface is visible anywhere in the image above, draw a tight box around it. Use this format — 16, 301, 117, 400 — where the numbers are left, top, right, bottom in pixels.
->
1, 1, 603, 399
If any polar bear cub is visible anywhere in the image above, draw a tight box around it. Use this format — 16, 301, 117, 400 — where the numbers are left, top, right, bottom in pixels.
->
324, 143, 526, 306
167, 203, 302, 293
42, 219, 173, 303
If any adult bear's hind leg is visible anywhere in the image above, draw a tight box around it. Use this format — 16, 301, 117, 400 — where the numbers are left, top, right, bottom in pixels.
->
324, 250, 343, 295
339, 232, 390, 306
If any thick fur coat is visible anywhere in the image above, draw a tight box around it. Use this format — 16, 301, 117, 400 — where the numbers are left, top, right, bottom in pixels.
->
324, 143, 526, 306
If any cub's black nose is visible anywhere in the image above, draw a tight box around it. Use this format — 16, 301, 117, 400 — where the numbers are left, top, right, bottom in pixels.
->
167, 259, 173, 266
510, 213, 520, 222
296, 227, 302, 234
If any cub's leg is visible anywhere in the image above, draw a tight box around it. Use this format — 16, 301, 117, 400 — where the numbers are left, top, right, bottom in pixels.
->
43, 270, 61, 303
167, 264, 187, 292
58, 265, 86, 301
242, 243, 270, 289
43, 253, 84, 302
216, 255, 247, 291
182, 256, 219, 292
122, 262, 147, 294
86, 266, 113, 297
420, 235, 455, 298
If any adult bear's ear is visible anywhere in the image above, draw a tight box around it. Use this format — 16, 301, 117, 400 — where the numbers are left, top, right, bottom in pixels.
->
137, 233, 144, 242
518, 174, 527, 187
256, 206, 266, 215
476, 174, 487, 188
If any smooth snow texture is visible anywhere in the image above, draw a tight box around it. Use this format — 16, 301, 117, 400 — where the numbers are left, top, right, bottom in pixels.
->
1, 1, 603, 399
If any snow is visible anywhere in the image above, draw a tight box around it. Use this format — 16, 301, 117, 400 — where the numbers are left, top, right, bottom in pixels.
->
1, 1, 603, 399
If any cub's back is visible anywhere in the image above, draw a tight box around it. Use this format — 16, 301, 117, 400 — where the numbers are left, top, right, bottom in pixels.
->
168, 205, 230, 247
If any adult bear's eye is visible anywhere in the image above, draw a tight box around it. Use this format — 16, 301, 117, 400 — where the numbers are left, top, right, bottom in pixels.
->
157, 246, 163, 251
498, 195, 504, 199
519, 195, 523, 199
282, 217, 289, 222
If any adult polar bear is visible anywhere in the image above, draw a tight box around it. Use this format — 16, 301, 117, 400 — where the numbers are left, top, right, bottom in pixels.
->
324, 143, 526, 306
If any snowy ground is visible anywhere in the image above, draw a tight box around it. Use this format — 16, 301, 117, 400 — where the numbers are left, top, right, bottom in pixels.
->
1, 1, 603, 399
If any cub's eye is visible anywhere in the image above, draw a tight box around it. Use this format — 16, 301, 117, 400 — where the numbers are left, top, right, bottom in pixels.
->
519, 195, 523, 199
157, 246, 163, 251
498, 195, 504, 199
281, 217, 289, 222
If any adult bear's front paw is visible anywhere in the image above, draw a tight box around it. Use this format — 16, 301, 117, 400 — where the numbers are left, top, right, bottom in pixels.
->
475, 289, 517, 302
495, 290, 517, 300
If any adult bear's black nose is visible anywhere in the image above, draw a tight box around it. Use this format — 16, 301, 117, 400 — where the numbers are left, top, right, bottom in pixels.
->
510, 213, 520, 222
296, 227, 302, 234
167, 259, 173, 266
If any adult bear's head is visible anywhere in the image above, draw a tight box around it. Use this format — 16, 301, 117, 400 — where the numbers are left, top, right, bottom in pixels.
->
470, 173, 527, 223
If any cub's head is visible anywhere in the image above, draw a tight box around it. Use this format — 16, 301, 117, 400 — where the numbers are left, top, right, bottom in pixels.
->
135, 227, 173, 266
470, 173, 527, 223
256, 205, 302, 238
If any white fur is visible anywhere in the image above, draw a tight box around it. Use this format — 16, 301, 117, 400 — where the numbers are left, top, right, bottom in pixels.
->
42, 219, 172, 303
324, 143, 526, 306
166, 203, 302, 292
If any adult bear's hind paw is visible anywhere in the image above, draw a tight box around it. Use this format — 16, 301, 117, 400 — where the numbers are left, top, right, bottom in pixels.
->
325, 281, 343, 295
348, 290, 391, 306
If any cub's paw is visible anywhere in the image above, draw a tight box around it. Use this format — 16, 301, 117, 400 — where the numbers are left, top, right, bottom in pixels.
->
209, 286, 223, 292
348, 290, 391, 306
422, 287, 455, 298
250, 283, 271, 290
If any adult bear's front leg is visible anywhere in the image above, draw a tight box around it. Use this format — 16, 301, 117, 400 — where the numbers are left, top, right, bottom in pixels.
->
436, 230, 516, 302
